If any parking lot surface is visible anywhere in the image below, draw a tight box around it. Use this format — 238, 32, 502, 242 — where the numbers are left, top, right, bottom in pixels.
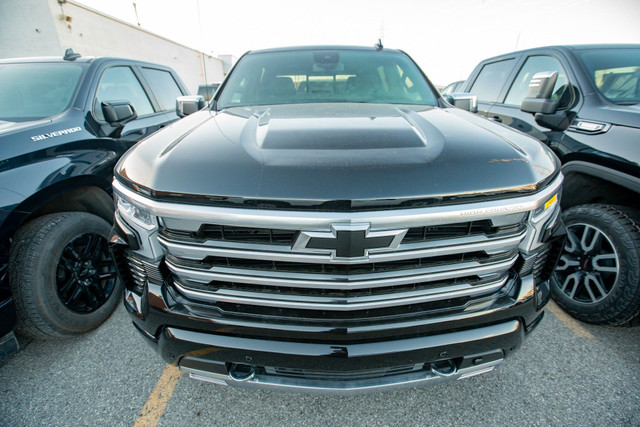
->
1, 301, 639, 427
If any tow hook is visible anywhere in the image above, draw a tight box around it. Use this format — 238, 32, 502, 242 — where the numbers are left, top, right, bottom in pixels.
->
430, 359, 457, 377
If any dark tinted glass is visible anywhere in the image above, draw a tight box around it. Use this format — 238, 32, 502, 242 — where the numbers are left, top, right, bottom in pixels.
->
217, 50, 437, 108
469, 59, 516, 102
93, 66, 154, 121
579, 48, 640, 104
0, 63, 84, 121
504, 56, 570, 107
141, 68, 184, 110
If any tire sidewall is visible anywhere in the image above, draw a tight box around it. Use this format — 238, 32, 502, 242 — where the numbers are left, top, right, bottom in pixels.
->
551, 205, 639, 322
21, 213, 121, 335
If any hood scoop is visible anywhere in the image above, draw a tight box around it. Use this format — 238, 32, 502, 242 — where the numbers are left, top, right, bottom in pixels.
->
237, 104, 444, 167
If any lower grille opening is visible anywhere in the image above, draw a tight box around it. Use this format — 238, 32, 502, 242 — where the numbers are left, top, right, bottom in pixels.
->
266, 363, 428, 381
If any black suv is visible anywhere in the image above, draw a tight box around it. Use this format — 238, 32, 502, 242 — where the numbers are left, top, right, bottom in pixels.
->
457, 44, 640, 325
110, 45, 564, 393
0, 50, 189, 356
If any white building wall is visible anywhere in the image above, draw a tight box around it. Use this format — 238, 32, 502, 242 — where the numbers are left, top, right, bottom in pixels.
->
0, 0, 61, 58
0, 0, 225, 93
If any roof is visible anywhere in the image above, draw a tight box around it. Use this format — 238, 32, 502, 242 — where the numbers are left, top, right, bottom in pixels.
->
482, 44, 640, 62
0, 55, 177, 70
246, 45, 404, 55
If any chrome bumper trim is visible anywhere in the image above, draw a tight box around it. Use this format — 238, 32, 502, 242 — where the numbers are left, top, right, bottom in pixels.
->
182, 358, 502, 395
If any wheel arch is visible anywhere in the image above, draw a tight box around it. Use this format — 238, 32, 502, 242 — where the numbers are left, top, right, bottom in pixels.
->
2, 176, 115, 245
560, 161, 640, 210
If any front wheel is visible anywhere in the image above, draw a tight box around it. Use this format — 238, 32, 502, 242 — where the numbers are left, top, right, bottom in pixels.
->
9, 212, 122, 339
551, 204, 640, 325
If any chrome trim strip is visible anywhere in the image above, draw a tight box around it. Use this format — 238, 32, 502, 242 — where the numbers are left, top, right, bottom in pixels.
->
172, 277, 508, 310
166, 255, 517, 289
113, 175, 562, 230
158, 232, 525, 265
166, 255, 511, 284
183, 359, 502, 394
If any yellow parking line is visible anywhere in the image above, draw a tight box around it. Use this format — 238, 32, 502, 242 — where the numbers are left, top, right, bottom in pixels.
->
547, 300, 595, 339
134, 364, 182, 427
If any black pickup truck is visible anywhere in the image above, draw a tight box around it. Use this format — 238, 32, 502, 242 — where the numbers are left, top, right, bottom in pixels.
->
456, 45, 640, 325
0, 50, 188, 358
110, 45, 564, 394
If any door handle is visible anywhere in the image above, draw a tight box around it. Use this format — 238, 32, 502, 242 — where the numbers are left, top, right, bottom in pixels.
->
490, 116, 502, 123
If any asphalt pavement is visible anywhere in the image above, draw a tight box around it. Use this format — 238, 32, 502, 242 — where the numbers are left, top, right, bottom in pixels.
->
1, 302, 639, 427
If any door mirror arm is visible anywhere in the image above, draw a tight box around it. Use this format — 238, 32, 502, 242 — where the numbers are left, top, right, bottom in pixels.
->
101, 100, 138, 138
534, 110, 576, 132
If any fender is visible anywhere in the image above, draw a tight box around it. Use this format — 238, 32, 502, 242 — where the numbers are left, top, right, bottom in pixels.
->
561, 160, 640, 194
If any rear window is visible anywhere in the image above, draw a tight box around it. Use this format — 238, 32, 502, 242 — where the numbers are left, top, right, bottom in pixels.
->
141, 68, 184, 111
216, 49, 437, 109
0, 63, 84, 122
579, 48, 640, 105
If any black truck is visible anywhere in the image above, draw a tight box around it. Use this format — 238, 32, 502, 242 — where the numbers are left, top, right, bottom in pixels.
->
0, 50, 189, 357
455, 44, 640, 325
110, 45, 564, 394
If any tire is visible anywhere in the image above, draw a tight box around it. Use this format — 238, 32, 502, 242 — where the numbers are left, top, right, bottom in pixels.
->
551, 204, 640, 325
9, 212, 121, 339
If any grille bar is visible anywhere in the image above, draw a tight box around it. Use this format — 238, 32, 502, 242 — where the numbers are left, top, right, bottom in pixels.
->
172, 276, 508, 311
166, 254, 518, 290
158, 230, 525, 265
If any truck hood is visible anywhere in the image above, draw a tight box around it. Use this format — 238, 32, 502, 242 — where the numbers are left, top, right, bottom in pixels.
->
116, 103, 558, 207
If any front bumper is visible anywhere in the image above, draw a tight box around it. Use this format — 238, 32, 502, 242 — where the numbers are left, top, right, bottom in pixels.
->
109, 177, 563, 394
113, 254, 547, 394
164, 320, 519, 395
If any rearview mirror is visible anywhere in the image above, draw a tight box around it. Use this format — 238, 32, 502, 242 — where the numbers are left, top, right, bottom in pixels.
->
101, 100, 137, 126
176, 95, 206, 118
446, 93, 478, 113
521, 71, 559, 114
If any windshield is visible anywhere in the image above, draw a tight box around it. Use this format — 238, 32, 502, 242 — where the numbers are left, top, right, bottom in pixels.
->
579, 48, 640, 105
0, 63, 84, 122
216, 49, 437, 109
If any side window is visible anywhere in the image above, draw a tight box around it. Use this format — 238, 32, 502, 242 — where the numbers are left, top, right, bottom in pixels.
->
140, 68, 184, 111
504, 55, 570, 107
93, 66, 154, 121
469, 59, 516, 102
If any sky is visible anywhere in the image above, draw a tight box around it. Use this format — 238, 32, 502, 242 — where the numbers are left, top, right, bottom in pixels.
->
73, 0, 640, 86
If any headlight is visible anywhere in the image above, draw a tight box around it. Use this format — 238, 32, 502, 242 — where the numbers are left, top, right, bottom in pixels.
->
115, 193, 157, 230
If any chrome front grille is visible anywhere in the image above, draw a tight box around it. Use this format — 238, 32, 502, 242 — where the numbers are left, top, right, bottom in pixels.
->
156, 213, 528, 318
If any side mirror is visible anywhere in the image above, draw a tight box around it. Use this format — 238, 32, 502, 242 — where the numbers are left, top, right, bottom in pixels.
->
521, 71, 559, 114
445, 93, 478, 113
101, 100, 137, 127
176, 95, 206, 117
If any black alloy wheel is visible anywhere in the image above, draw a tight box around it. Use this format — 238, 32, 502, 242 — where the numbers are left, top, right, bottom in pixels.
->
56, 233, 117, 313
10, 212, 123, 339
